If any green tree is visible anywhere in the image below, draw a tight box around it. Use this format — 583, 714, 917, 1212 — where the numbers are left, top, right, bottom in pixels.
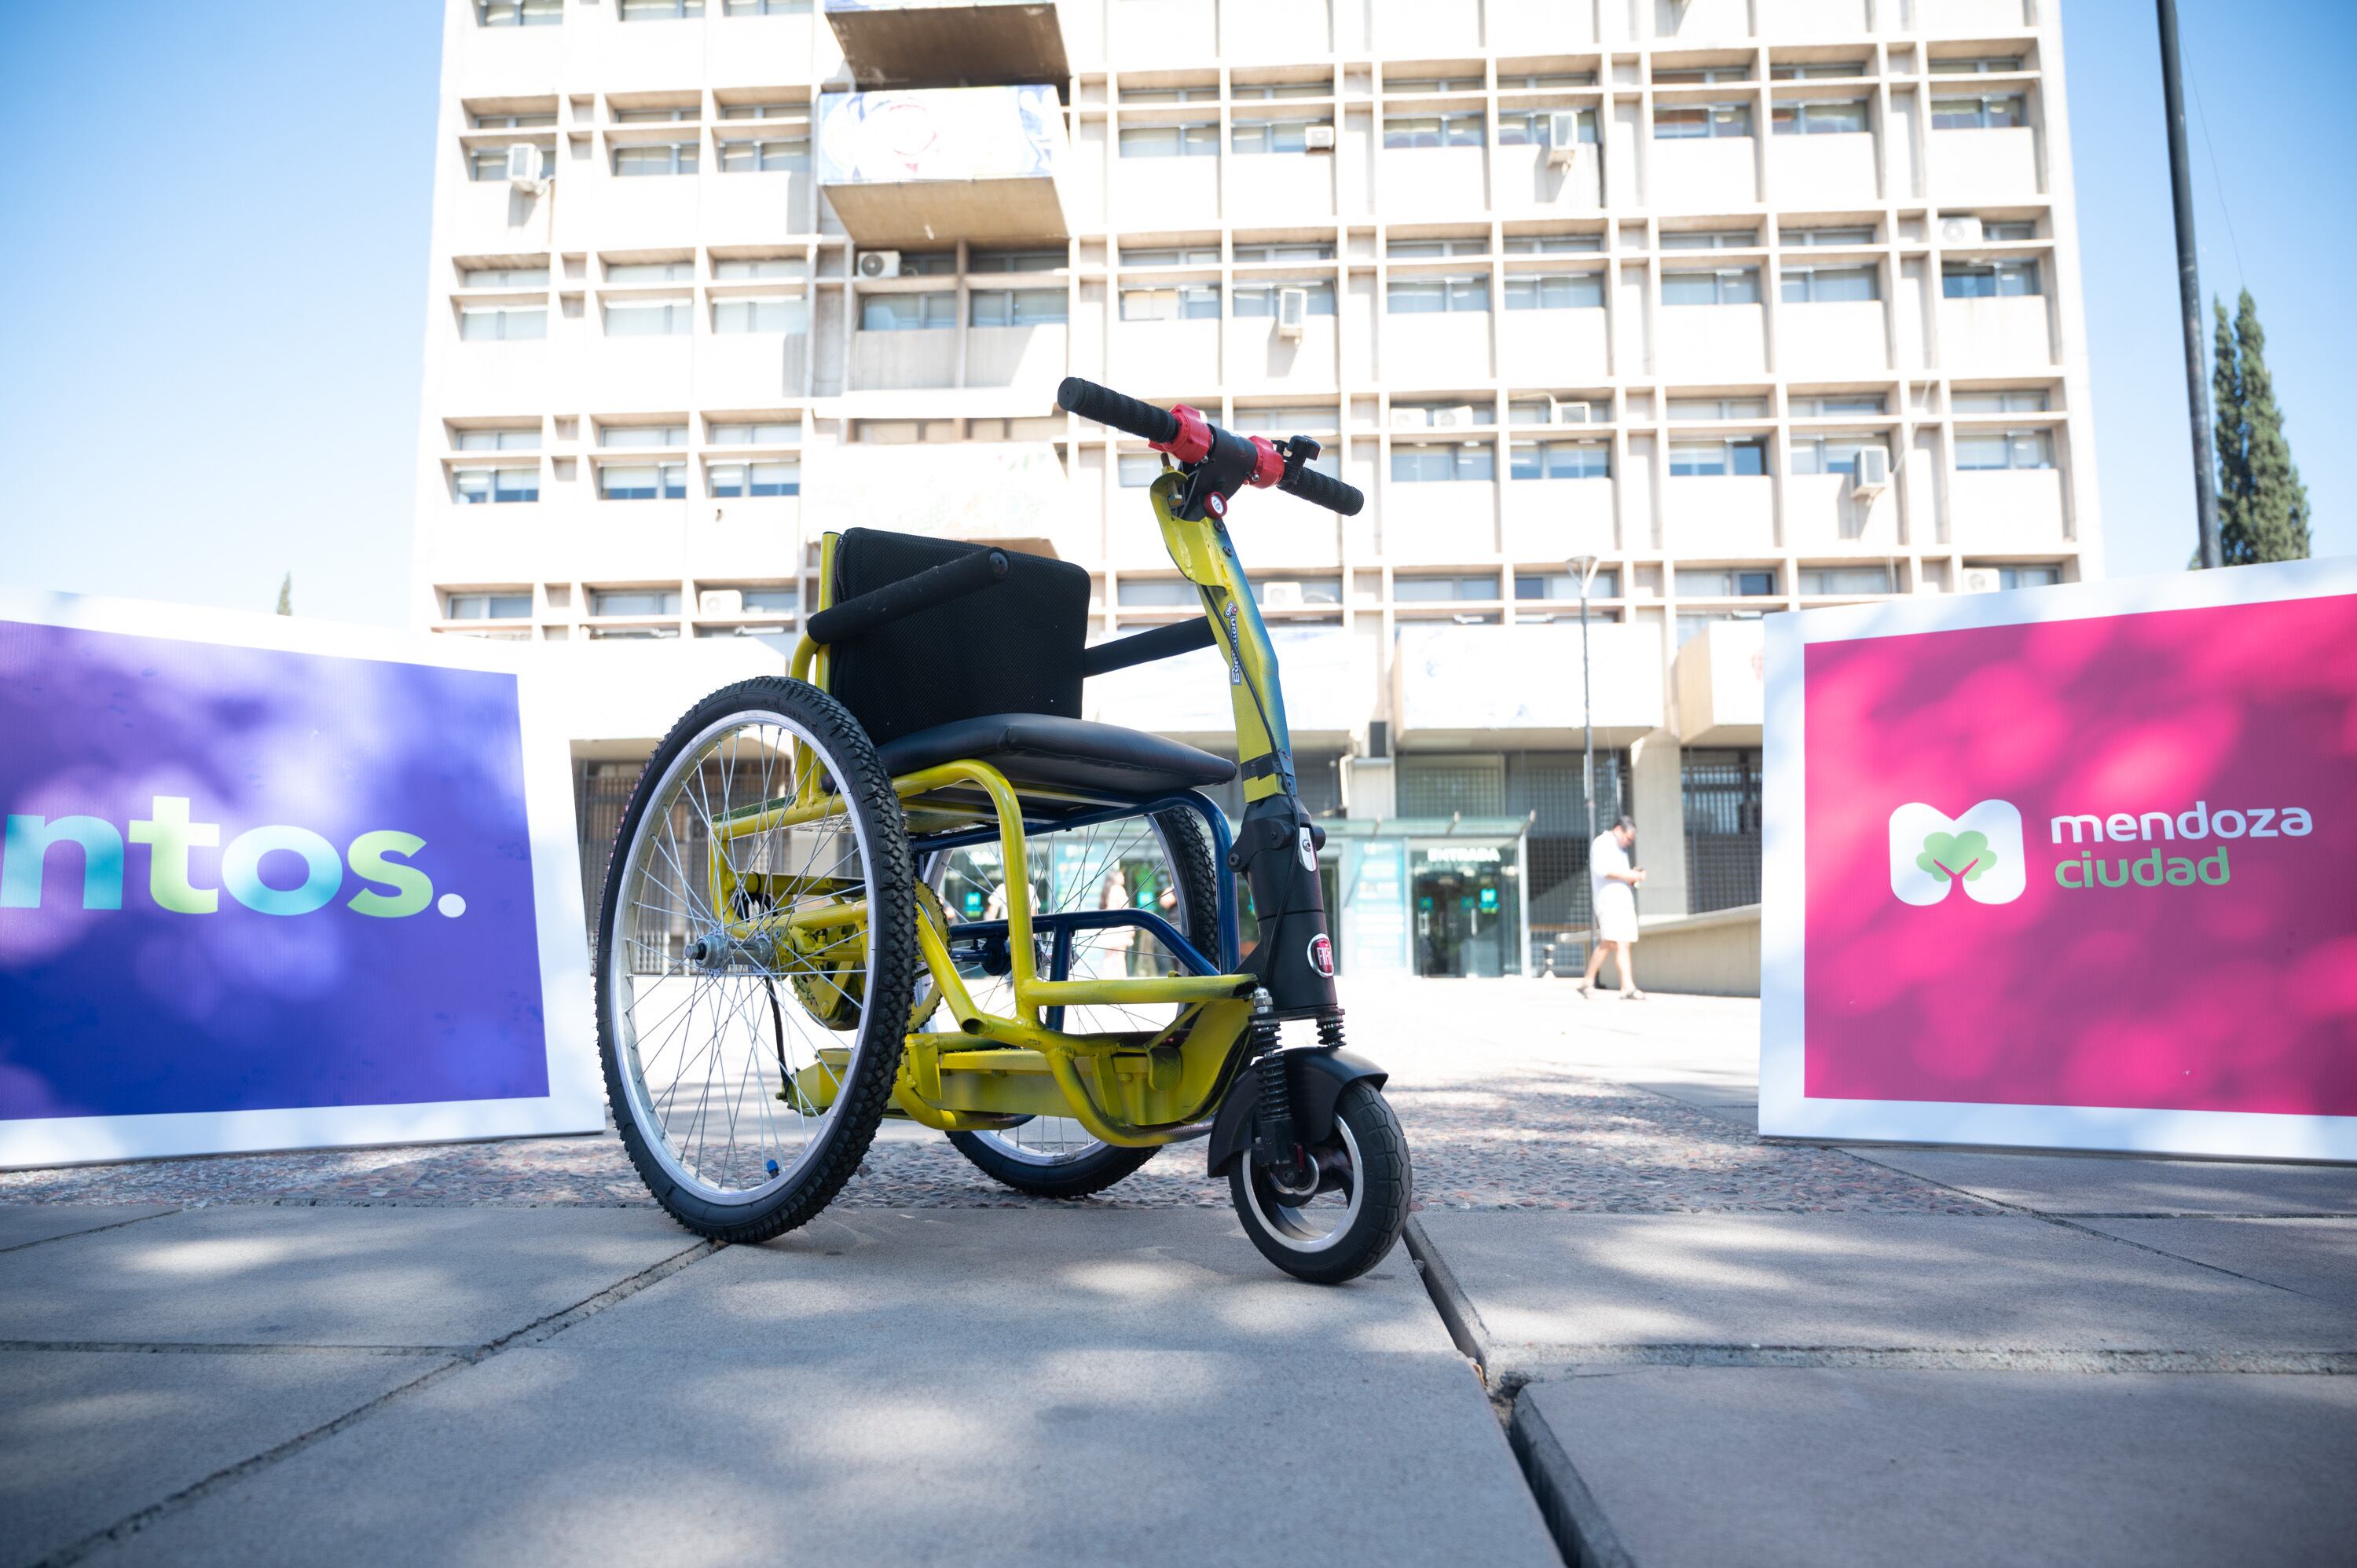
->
2210, 290, 2311, 565
275, 573, 293, 616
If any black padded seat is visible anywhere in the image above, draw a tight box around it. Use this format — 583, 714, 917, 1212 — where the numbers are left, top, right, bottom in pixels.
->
875, 713, 1237, 800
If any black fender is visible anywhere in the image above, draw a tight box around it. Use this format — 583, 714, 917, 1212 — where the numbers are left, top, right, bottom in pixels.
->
1205, 1046, 1388, 1178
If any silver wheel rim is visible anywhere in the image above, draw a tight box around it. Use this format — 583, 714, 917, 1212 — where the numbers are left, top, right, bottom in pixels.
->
606, 708, 882, 1207
925, 815, 1198, 1168
1242, 1112, 1366, 1255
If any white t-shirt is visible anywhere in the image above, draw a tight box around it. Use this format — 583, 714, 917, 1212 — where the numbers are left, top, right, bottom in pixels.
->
1589, 831, 1631, 896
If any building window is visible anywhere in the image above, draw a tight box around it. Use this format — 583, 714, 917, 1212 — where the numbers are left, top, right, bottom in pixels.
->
724, 0, 808, 12
888, 251, 955, 277
614, 105, 697, 123
599, 423, 688, 448
1653, 104, 1752, 140
591, 588, 683, 616
1684, 747, 1763, 913
1780, 265, 1879, 303
713, 257, 801, 279
713, 295, 806, 332
1391, 442, 1494, 482
1669, 397, 1768, 421
1121, 245, 1220, 267
606, 260, 693, 283
718, 136, 808, 171
860, 291, 955, 330
1500, 71, 1597, 89
619, 0, 702, 18
477, 0, 561, 25
1788, 434, 1888, 475
1395, 573, 1499, 602
1956, 430, 2055, 471
1677, 569, 1778, 597
709, 419, 800, 443
453, 427, 541, 450
1516, 570, 1620, 602
1233, 80, 1333, 101
1117, 123, 1219, 158
1498, 109, 1596, 146
971, 248, 1065, 273
1508, 440, 1610, 480
1385, 276, 1489, 313
447, 592, 533, 618
1983, 220, 2037, 241
1392, 401, 1494, 427
1982, 563, 2063, 589
459, 305, 547, 340
1118, 85, 1218, 104
1233, 242, 1336, 264
1230, 405, 1336, 431
719, 100, 805, 119
598, 464, 687, 500
970, 288, 1069, 327
603, 299, 692, 335
1504, 273, 1604, 310
1790, 393, 1887, 416
1387, 237, 1489, 258
1254, 577, 1343, 608
1771, 100, 1868, 136
1771, 61, 1867, 80
1230, 119, 1325, 154
613, 141, 698, 176
1231, 281, 1336, 317
1942, 259, 2040, 298
460, 264, 549, 287
1662, 268, 1761, 306
1662, 229, 1758, 251
1785, 225, 1875, 247
1670, 439, 1767, 477
1930, 56, 2025, 75
470, 146, 554, 181
1953, 388, 2049, 414
472, 110, 557, 130
1119, 285, 1220, 321
1932, 94, 2027, 130
1798, 566, 1892, 595
1655, 66, 1751, 85
1385, 75, 1483, 94
1116, 577, 1199, 606
1504, 233, 1602, 254
1383, 113, 1485, 148
453, 467, 540, 504
1117, 453, 1166, 488
707, 460, 799, 496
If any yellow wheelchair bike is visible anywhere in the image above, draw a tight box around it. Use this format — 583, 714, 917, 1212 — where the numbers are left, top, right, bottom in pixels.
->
594, 377, 1408, 1282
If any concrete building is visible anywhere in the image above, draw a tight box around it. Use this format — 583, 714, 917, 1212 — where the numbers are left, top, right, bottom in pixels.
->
412, 0, 2099, 980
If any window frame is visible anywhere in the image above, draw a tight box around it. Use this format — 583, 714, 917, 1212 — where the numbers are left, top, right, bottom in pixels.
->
611, 140, 700, 177
1651, 102, 1753, 141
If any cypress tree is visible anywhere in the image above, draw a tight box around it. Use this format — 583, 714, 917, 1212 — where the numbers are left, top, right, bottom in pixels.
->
275, 573, 293, 616
2211, 290, 2311, 565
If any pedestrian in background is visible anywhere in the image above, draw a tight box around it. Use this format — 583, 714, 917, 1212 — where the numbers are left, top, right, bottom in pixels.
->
1578, 816, 1646, 1000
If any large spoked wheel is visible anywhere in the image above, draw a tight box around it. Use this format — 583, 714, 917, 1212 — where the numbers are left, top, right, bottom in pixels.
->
926, 808, 1220, 1200
1230, 1080, 1410, 1285
596, 676, 917, 1244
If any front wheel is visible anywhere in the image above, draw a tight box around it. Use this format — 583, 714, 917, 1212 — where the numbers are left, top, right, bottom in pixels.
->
1230, 1080, 1409, 1285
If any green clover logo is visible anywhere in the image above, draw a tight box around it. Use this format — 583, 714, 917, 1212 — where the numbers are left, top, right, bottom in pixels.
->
1916, 830, 1996, 884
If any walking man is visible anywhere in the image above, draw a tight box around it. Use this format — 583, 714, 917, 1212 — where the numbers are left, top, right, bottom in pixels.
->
1578, 815, 1646, 1000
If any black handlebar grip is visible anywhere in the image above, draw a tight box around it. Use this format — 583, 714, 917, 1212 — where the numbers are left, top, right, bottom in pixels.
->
1279, 461, 1365, 517
1058, 376, 1180, 445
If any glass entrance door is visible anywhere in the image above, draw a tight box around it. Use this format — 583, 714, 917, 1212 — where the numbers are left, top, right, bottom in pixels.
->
1411, 845, 1516, 976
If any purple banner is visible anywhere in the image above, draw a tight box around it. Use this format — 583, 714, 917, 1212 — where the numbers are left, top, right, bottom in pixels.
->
0, 620, 550, 1120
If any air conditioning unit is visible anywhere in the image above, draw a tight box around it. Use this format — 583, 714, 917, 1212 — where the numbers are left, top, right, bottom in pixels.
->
1546, 112, 1584, 167
856, 250, 902, 280
1262, 581, 1305, 609
1274, 286, 1310, 339
1551, 398, 1594, 426
1849, 445, 1892, 499
698, 588, 744, 617
1303, 123, 1336, 152
1937, 215, 1984, 247
505, 143, 545, 189
1959, 568, 2003, 595
1389, 407, 1428, 430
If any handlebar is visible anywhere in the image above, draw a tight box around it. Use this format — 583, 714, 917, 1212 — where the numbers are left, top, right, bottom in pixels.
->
1057, 376, 1365, 519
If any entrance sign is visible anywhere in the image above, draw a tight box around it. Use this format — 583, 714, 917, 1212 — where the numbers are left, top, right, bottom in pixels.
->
1761, 559, 2357, 1160
0, 592, 600, 1168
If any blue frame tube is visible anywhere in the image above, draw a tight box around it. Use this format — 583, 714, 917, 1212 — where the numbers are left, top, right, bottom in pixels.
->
948, 907, 1221, 984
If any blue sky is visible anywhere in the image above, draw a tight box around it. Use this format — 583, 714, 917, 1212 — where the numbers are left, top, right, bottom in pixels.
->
0, 2, 2346, 625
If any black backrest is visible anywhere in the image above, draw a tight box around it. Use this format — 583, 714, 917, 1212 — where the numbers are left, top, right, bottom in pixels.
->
826, 528, 1090, 748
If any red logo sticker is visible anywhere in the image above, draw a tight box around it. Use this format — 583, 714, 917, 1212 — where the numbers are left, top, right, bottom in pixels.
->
1307, 933, 1335, 978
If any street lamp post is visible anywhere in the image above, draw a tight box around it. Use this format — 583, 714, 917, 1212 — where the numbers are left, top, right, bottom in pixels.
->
1567, 553, 1603, 967
2157, 0, 2223, 570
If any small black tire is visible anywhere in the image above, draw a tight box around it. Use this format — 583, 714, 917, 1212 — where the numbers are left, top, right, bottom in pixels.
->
1230, 1080, 1409, 1285
944, 1130, 1158, 1200
596, 676, 917, 1246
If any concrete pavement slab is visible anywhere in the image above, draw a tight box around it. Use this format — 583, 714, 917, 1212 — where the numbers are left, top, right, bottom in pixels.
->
563, 1207, 1448, 1356
1411, 1212, 2357, 1378
1514, 1367, 2357, 1568
2077, 1218, 2357, 1313
1841, 1149, 2357, 1215
0, 1206, 698, 1348
0, 1204, 175, 1252
0, 1348, 448, 1568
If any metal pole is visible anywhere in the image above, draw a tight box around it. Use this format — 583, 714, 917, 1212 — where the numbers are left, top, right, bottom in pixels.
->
2157, 0, 2223, 570
1576, 561, 1598, 965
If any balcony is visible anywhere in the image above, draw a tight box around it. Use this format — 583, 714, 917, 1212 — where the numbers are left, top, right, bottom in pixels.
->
824, 1, 1068, 90
1673, 617, 1765, 747
1394, 622, 1664, 749
816, 84, 1070, 247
